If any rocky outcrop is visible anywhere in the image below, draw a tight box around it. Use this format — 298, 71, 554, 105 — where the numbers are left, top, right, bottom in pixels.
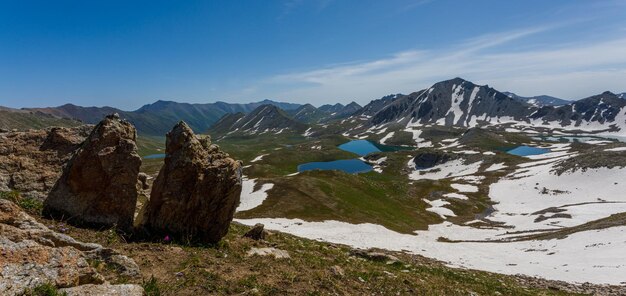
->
411, 150, 456, 169
43, 114, 141, 231
0, 199, 142, 295
141, 121, 242, 244
0, 126, 91, 200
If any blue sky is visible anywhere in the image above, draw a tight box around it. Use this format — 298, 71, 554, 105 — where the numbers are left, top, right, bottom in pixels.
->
1, 0, 626, 110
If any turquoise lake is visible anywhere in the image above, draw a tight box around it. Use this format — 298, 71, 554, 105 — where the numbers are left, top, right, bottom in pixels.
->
506, 146, 550, 156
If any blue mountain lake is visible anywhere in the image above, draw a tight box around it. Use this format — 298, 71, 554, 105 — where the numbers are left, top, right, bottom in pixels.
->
506, 146, 550, 156
143, 153, 166, 159
338, 139, 410, 156
297, 159, 373, 174
297, 140, 410, 174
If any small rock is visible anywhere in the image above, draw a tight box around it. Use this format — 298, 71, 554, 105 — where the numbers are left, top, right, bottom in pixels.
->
243, 223, 266, 240
330, 265, 345, 277
350, 249, 399, 264
246, 247, 290, 259
137, 172, 150, 190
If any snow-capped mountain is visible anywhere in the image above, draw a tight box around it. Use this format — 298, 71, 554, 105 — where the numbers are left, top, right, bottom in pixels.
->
209, 104, 308, 136
349, 77, 626, 135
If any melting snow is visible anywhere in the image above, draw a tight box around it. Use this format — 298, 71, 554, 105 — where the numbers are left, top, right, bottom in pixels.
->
236, 178, 275, 212
250, 154, 269, 163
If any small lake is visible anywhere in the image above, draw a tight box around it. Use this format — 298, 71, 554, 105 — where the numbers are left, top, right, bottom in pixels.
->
506, 146, 550, 156
297, 159, 373, 174
338, 139, 409, 156
295, 140, 408, 174
143, 153, 166, 159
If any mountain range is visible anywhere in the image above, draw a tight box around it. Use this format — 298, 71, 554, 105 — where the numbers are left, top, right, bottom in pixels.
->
4, 77, 625, 136
19, 99, 302, 136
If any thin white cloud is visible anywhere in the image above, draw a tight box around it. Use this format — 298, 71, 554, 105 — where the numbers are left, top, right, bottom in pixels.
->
244, 24, 626, 104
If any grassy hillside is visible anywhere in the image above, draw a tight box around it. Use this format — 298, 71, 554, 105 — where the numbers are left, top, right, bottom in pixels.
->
34, 213, 578, 296
0, 110, 82, 131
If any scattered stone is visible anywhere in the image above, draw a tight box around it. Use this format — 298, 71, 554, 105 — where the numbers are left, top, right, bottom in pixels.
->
246, 247, 290, 259
330, 265, 345, 277
0, 199, 142, 295
60, 283, 144, 296
243, 223, 266, 240
140, 121, 242, 244
350, 249, 400, 264
43, 114, 142, 231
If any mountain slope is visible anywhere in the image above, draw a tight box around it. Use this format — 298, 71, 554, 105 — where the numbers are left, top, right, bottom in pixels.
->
25, 100, 303, 136
530, 91, 626, 129
354, 94, 402, 117
0, 108, 82, 131
503, 92, 571, 106
287, 104, 329, 123
209, 104, 308, 136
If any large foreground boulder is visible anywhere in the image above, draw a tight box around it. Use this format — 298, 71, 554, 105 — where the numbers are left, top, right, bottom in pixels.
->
0, 199, 142, 295
141, 121, 242, 244
43, 114, 141, 231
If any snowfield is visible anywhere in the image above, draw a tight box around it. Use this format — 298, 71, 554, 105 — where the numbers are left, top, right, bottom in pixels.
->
237, 143, 626, 285
236, 177, 274, 212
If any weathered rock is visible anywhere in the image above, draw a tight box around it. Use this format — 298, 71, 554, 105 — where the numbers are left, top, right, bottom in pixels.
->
350, 249, 400, 264
411, 150, 456, 169
243, 223, 266, 240
0, 199, 142, 295
141, 121, 242, 244
246, 247, 290, 259
137, 172, 150, 190
41, 126, 87, 156
0, 126, 91, 200
43, 114, 141, 231
330, 265, 345, 277
60, 283, 145, 296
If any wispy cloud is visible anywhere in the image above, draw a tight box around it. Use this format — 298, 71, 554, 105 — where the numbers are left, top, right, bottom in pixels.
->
240, 23, 626, 103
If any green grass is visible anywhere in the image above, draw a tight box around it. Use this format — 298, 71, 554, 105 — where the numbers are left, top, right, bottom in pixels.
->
19, 283, 67, 296
136, 135, 166, 156
143, 276, 162, 296
0, 110, 81, 131
222, 131, 499, 233
0, 190, 44, 215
